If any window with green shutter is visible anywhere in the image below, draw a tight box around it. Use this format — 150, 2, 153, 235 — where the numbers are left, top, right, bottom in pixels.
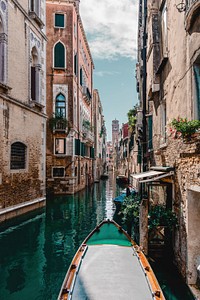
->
55, 14, 65, 28
54, 42, 65, 68
75, 139, 80, 155
90, 147, 94, 159
81, 142, 86, 156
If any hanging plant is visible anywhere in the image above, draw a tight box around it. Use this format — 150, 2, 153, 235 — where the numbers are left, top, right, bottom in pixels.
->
49, 113, 68, 131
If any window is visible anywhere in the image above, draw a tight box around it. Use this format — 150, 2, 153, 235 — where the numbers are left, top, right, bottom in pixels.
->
193, 64, 200, 120
74, 53, 77, 76
160, 103, 166, 145
54, 42, 65, 68
11, 142, 26, 170
0, 15, 7, 84
55, 14, 65, 28
80, 67, 83, 86
55, 138, 66, 154
52, 167, 65, 178
55, 93, 66, 117
31, 47, 40, 102
161, 1, 168, 57
148, 115, 153, 150
75, 138, 80, 155
30, 0, 40, 17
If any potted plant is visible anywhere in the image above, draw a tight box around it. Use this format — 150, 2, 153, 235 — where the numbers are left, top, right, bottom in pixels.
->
168, 117, 200, 142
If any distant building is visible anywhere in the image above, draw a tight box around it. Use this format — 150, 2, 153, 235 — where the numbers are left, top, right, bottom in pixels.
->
112, 119, 119, 147
93, 89, 107, 181
0, 0, 46, 210
46, 0, 94, 194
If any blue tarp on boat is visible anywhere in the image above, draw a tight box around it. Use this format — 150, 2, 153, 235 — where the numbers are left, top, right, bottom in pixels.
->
113, 188, 137, 203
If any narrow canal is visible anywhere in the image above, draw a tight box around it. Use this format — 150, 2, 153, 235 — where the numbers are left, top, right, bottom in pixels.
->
0, 175, 194, 300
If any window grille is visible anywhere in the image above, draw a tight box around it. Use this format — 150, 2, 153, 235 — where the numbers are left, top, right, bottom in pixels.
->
10, 142, 26, 170
52, 167, 65, 177
54, 42, 65, 68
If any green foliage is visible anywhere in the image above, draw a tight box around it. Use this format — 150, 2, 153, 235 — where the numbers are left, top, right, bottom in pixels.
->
148, 205, 178, 231
170, 118, 200, 139
119, 195, 141, 225
49, 113, 68, 131
127, 104, 138, 132
99, 125, 105, 137
83, 119, 91, 130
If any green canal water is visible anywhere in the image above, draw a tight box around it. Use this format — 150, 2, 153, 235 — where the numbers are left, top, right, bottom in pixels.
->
0, 176, 195, 300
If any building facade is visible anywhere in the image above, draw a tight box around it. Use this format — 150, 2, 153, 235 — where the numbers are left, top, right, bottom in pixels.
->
137, 0, 200, 293
112, 119, 119, 146
46, 0, 94, 194
0, 0, 46, 210
93, 89, 107, 181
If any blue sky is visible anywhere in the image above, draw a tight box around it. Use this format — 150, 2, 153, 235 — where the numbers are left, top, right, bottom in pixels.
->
80, 0, 138, 140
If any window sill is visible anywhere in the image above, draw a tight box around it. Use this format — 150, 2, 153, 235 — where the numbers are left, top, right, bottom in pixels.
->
52, 67, 67, 73
30, 100, 44, 112
156, 55, 168, 74
54, 26, 65, 29
54, 154, 67, 158
0, 82, 12, 94
159, 142, 167, 149
29, 11, 44, 29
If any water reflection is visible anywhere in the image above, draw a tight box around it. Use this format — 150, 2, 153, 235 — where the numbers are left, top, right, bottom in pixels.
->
0, 175, 193, 300
0, 179, 118, 300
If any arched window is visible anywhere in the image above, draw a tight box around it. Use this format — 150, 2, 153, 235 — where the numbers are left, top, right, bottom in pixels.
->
31, 47, 40, 102
10, 142, 27, 170
54, 42, 65, 68
55, 93, 66, 117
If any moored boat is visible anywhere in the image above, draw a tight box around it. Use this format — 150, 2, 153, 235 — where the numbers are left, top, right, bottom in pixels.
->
113, 187, 137, 204
58, 219, 165, 300
116, 175, 129, 185
100, 173, 109, 180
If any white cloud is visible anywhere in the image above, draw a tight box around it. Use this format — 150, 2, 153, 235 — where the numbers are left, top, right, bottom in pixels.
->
94, 70, 120, 77
80, 0, 138, 60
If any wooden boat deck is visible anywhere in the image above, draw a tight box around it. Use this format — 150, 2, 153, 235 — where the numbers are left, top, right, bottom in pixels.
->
71, 244, 156, 300
58, 220, 165, 300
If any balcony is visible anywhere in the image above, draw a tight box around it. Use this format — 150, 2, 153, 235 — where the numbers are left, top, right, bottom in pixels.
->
49, 116, 68, 133
185, 0, 200, 32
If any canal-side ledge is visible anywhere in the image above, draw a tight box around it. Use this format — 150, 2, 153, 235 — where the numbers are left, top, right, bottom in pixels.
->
0, 197, 46, 223
189, 285, 200, 300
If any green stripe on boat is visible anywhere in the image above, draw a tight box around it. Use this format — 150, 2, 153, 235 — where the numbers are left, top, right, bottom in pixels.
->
86, 222, 132, 247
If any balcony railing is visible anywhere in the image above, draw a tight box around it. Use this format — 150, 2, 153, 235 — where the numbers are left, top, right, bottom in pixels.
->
49, 116, 68, 132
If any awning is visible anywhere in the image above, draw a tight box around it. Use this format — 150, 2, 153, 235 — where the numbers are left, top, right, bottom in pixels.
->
130, 170, 174, 189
